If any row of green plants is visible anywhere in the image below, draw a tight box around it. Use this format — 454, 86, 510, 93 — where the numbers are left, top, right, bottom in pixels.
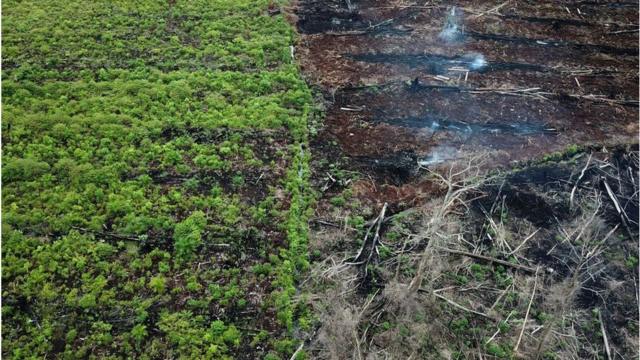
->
2, 0, 313, 358
3, 69, 307, 237
3, 0, 296, 74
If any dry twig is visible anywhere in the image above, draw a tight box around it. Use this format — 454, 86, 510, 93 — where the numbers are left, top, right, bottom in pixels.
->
514, 269, 539, 353
438, 247, 538, 274
570, 153, 593, 209
597, 309, 612, 360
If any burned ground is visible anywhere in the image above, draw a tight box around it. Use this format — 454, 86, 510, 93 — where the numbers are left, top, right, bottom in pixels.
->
296, 0, 637, 186
303, 146, 639, 359
294, 1, 639, 359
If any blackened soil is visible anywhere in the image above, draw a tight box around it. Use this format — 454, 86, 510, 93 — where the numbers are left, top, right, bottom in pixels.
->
296, 0, 638, 194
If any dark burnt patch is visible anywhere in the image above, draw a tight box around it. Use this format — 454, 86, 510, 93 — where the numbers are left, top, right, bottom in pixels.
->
297, 7, 364, 34
376, 114, 556, 137
525, 231, 574, 278
466, 30, 638, 56
502, 15, 597, 27
505, 186, 570, 227
355, 149, 418, 185
475, 182, 571, 228
506, 163, 574, 186
346, 52, 549, 75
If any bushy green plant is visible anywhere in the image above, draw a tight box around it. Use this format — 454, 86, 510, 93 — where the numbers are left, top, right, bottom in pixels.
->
148, 276, 167, 294
3, 158, 51, 182
131, 324, 148, 344
173, 211, 207, 263
486, 342, 511, 358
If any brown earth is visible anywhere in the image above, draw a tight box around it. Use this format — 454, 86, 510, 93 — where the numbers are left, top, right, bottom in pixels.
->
295, 0, 638, 199
292, 2, 639, 359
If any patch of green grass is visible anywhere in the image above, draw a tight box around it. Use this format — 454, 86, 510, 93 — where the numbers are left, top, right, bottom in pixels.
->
541, 144, 582, 163
329, 195, 347, 207
470, 263, 488, 281
625, 255, 639, 269
451, 317, 470, 334
485, 342, 511, 358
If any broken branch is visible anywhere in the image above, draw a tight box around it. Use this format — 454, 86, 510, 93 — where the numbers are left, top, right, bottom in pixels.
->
438, 247, 538, 273
598, 309, 612, 360
514, 269, 539, 353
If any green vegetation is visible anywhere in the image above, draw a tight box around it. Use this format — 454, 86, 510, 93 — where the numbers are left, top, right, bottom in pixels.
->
541, 144, 582, 163
173, 211, 206, 263
625, 255, 639, 269
2, 0, 312, 358
485, 342, 511, 358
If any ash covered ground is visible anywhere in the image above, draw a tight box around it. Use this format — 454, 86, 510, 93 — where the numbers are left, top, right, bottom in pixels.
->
292, 1, 639, 359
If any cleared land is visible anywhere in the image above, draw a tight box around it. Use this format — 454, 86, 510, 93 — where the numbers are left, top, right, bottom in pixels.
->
296, 0, 637, 168
295, 1, 639, 359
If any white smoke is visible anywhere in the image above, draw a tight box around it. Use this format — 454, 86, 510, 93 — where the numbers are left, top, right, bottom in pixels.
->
468, 54, 487, 70
438, 7, 463, 43
417, 146, 458, 167
437, 8, 489, 71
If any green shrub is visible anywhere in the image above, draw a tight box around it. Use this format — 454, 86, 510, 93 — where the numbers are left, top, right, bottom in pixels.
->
173, 211, 207, 263
487, 343, 510, 358
329, 195, 346, 207
3, 158, 50, 182
451, 317, 469, 334
222, 325, 241, 347
470, 263, 487, 281
148, 276, 166, 294
78, 293, 97, 309
131, 324, 147, 344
